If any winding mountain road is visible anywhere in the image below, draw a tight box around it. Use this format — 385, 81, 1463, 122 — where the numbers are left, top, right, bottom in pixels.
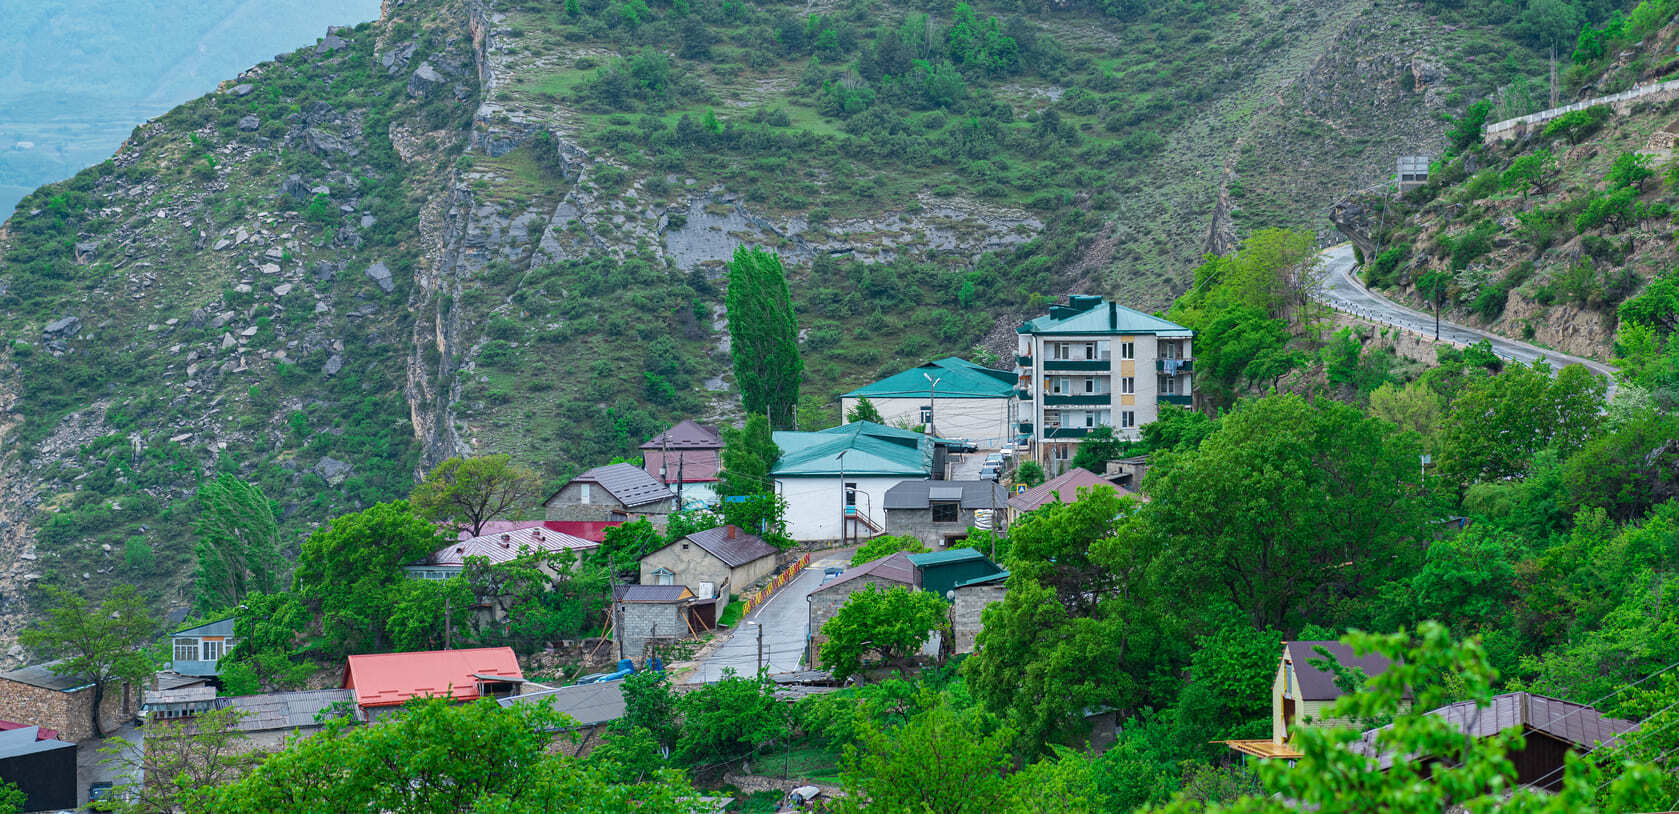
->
1314, 244, 1619, 394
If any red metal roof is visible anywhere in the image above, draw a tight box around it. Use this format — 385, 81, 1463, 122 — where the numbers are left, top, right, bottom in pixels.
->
542, 520, 622, 543
641, 420, 723, 450
0, 719, 57, 741
343, 647, 523, 708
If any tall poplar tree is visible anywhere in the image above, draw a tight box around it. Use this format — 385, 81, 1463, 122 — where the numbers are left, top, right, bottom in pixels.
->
725, 246, 802, 429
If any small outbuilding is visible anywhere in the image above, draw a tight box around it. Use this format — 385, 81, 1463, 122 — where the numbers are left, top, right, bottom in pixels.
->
805, 552, 921, 663
907, 548, 1003, 599
0, 724, 75, 810
638, 525, 779, 607
343, 647, 527, 720
500, 681, 627, 755
1225, 640, 1407, 760
544, 463, 676, 523
882, 479, 1010, 549
0, 660, 138, 743
614, 585, 698, 663
951, 570, 1008, 654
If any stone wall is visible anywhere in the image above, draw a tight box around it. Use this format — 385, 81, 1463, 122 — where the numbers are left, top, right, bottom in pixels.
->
639, 543, 732, 598
0, 677, 137, 743
952, 584, 1006, 654
617, 602, 685, 664
884, 506, 1000, 549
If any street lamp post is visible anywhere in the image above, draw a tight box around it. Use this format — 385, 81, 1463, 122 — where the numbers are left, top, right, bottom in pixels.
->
837, 449, 849, 550
747, 620, 763, 674
923, 372, 942, 437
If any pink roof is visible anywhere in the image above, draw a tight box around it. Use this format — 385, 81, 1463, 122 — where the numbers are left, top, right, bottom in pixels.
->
422, 525, 597, 567
643, 447, 721, 484
454, 520, 545, 541
343, 647, 523, 708
1008, 467, 1130, 512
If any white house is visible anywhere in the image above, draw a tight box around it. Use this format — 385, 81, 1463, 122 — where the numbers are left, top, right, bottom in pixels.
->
771, 422, 934, 542
840, 357, 1018, 447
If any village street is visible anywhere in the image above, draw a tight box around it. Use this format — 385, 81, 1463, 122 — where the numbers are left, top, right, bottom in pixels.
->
689, 549, 853, 683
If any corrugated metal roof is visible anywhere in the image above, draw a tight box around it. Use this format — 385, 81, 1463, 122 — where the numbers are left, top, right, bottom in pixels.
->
1286, 641, 1398, 702
953, 570, 1008, 589
617, 585, 695, 603
811, 552, 919, 594
1019, 297, 1192, 337
343, 647, 523, 708
682, 525, 779, 568
499, 681, 626, 726
641, 420, 723, 450
0, 726, 73, 759
0, 660, 92, 693
907, 547, 991, 568
573, 463, 676, 508
175, 618, 235, 638
417, 525, 598, 567
772, 422, 933, 477
223, 689, 355, 732
884, 479, 1009, 510
146, 687, 218, 705
842, 358, 1016, 399
1352, 692, 1636, 768
1008, 468, 1126, 512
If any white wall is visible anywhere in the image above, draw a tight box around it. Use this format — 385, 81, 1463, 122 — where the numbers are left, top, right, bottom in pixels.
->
841, 396, 1016, 447
667, 481, 718, 509
776, 475, 904, 541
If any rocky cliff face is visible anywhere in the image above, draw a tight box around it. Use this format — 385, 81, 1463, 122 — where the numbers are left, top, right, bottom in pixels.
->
0, 0, 1541, 655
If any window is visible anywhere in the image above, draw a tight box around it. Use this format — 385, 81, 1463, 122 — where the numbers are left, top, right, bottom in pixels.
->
1083, 412, 1095, 427
201, 639, 224, 662
1121, 411, 1136, 427
1083, 342, 1097, 360
920, 405, 932, 423
845, 483, 858, 506
1121, 341, 1135, 359
1051, 343, 1069, 360
173, 639, 198, 662
653, 568, 675, 586
1053, 444, 1071, 461
579, 483, 591, 504
1121, 377, 1134, 394
1161, 375, 1177, 395
931, 502, 960, 523
1098, 340, 1111, 360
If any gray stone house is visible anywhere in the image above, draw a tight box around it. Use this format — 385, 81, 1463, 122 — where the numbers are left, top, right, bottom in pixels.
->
637, 525, 779, 610
544, 463, 676, 524
0, 660, 139, 743
882, 480, 1010, 548
951, 571, 1007, 654
804, 552, 920, 664
614, 585, 695, 663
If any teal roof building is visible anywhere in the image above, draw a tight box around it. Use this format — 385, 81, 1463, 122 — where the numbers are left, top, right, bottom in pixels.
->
839, 358, 1021, 448
842, 358, 1015, 400
771, 422, 933, 478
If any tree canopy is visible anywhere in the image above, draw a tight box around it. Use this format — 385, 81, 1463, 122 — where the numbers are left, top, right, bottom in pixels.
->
725, 246, 802, 429
409, 455, 544, 536
19, 585, 156, 738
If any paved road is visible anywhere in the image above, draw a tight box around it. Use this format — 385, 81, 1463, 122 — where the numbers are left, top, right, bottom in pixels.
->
1315, 244, 1618, 394
78, 722, 143, 806
690, 549, 853, 683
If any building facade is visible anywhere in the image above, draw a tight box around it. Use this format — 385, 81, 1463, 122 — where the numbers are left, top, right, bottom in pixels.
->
544, 463, 677, 524
1016, 295, 1194, 471
840, 357, 1018, 446
882, 480, 1009, 549
171, 618, 236, 677
641, 420, 723, 509
0, 662, 138, 743
772, 422, 934, 542
637, 525, 779, 607
951, 572, 1007, 654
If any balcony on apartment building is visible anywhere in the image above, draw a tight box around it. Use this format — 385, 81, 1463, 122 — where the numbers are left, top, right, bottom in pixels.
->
1042, 358, 1113, 371
1043, 426, 1093, 438
1155, 359, 1194, 373
1158, 394, 1193, 406
1043, 394, 1113, 406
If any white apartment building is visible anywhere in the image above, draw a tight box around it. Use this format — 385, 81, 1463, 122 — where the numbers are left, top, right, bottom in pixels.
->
1015, 295, 1194, 471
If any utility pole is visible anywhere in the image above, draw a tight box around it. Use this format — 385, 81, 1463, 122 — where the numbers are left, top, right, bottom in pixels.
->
1550, 44, 1559, 110
445, 596, 452, 650
837, 449, 849, 549
923, 372, 942, 438
757, 622, 764, 674
675, 450, 685, 508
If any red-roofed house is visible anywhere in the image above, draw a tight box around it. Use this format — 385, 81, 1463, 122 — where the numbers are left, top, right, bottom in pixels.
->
642, 420, 723, 508
1007, 467, 1132, 516
343, 647, 527, 719
453, 520, 624, 544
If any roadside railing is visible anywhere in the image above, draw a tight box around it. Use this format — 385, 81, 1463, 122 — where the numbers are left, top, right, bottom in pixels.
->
741, 553, 811, 616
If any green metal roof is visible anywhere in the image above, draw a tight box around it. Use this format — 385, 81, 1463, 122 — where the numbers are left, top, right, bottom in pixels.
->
842, 357, 1016, 400
906, 547, 993, 568
953, 570, 1009, 589
771, 422, 934, 477
1019, 296, 1192, 336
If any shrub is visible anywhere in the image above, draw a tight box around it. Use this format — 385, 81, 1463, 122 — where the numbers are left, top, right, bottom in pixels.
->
1575, 188, 1637, 232
1542, 105, 1611, 144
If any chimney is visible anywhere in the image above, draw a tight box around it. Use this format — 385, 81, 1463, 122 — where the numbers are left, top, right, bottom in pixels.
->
455, 547, 464, 554
1109, 302, 1117, 330
727, 525, 738, 540
501, 534, 511, 542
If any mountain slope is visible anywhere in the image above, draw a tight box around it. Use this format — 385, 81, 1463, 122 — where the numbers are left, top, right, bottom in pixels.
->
0, 0, 1554, 656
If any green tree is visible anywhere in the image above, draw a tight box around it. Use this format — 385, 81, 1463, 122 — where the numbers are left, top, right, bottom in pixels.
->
1140, 405, 1217, 454
835, 695, 1015, 814
1014, 459, 1046, 487
851, 533, 930, 565
619, 669, 679, 752
1168, 625, 1285, 755
674, 670, 786, 766
1445, 99, 1492, 154
1069, 425, 1125, 473
0, 782, 19, 814
1438, 361, 1605, 485
1367, 379, 1443, 451
226, 591, 315, 690
719, 414, 779, 497
818, 584, 949, 679
192, 474, 283, 614
1149, 394, 1430, 629
845, 396, 885, 424
386, 577, 474, 652
98, 706, 265, 814
594, 518, 667, 576
1501, 149, 1557, 198
19, 585, 156, 738
409, 455, 543, 536
207, 697, 698, 813
726, 246, 802, 429
292, 501, 448, 656
1608, 150, 1654, 191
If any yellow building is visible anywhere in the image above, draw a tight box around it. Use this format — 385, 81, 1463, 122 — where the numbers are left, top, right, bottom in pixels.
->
1226, 640, 1405, 760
